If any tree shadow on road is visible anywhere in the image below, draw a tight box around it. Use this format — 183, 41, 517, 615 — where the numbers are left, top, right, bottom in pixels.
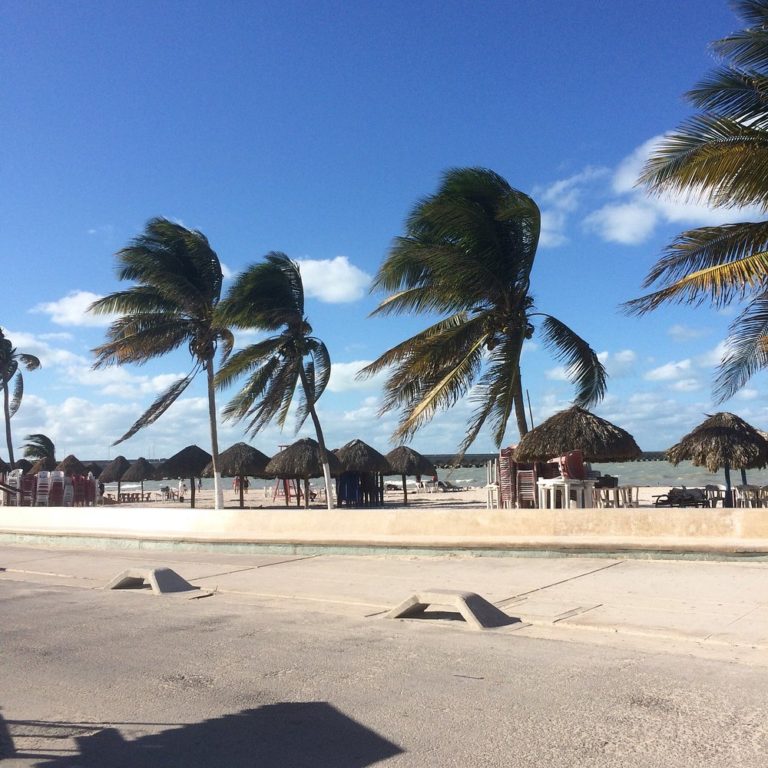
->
1, 703, 403, 767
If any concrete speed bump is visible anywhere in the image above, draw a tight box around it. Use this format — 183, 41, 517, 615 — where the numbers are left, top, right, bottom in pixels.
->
106, 567, 200, 596
386, 589, 520, 630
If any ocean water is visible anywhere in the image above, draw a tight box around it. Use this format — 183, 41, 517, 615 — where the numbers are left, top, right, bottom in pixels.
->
104, 459, 768, 495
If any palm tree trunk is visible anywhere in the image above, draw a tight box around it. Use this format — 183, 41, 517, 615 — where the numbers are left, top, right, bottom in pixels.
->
512, 365, 529, 438
2, 383, 14, 465
205, 361, 224, 510
298, 365, 333, 509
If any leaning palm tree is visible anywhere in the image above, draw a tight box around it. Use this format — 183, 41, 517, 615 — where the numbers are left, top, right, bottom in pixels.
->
22, 433, 56, 464
625, 1, 768, 402
214, 253, 335, 508
359, 167, 606, 454
89, 217, 234, 509
0, 328, 41, 466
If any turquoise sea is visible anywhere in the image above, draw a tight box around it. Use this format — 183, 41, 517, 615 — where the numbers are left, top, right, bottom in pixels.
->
105, 459, 768, 494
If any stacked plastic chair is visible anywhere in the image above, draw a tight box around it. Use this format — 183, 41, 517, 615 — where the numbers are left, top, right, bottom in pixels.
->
49, 471, 65, 506
35, 470, 51, 506
72, 475, 87, 506
20, 473, 37, 506
6, 469, 22, 505
62, 475, 74, 506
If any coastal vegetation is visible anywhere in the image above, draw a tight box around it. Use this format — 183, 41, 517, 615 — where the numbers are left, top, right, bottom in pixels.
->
359, 167, 606, 455
88, 218, 234, 509
215, 253, 334, 508
0, 328, 41, 466
626, 0, 768, 402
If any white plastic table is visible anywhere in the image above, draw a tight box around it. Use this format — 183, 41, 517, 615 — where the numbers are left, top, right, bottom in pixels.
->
537, 478, 595, 509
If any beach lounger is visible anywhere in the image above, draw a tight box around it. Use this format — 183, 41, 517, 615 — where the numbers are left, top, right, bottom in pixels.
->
653, 487, 708, 507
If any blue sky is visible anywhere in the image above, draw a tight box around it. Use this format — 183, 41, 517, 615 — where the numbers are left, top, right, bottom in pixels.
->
1, 0, 760, 462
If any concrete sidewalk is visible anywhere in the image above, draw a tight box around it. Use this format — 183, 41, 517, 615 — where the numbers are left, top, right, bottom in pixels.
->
2, 543, 767, 667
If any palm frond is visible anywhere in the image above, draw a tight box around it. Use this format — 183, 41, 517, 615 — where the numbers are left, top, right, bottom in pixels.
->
640, 116, 768, 208
92, 315, 194, 368
639, 221, 768, 290
714, 291, 768, 401
215, 337, 286, 391
305, 338, 331, 400
537, 315, 607, 408
714, 2, 768, 71
459, 333, 525, 454
17, 353, 41, 372
9, 373, 22, 418
113, 371, 196, 445
625, 247, 768, 315
217, 253, 303, 331
688, 68, 768, 126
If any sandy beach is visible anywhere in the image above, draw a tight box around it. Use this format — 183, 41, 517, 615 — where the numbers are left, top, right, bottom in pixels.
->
113, 483, 670, 510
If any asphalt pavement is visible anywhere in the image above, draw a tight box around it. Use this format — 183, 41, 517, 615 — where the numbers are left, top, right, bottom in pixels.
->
2, 544, 767, 766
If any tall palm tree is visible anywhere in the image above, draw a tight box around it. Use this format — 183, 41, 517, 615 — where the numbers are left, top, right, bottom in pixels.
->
0, 328, 41, 465
625, 0, 768, 401
214, 253, 334, 508
22, 433, 56, 464
359, 167, 606, 455
89, 217, 234, 509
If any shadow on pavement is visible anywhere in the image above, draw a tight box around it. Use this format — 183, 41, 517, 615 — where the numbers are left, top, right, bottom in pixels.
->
1, 703, 403, 767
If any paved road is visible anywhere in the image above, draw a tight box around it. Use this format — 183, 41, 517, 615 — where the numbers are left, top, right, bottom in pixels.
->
2, 545, 767, 766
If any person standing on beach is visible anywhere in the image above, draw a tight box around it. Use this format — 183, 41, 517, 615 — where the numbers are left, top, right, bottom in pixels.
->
178, 479, 186, 503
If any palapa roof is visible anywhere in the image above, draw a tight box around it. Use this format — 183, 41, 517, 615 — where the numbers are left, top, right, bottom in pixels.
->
265, 438, 343, 479
515, 406, 642, 463
121, 457, 158, 482
384, 446, 436, 476
56, 454, 87, 475
334, 439, 391, 473
84, 462, 103, 478
99, 455, 131, 483
28, 457, 58, 474
0, 457, 9, 472
202, 442, 272, 478
13, 458, 32, 472
158, 445, 212, 479
666, 412, 768, 472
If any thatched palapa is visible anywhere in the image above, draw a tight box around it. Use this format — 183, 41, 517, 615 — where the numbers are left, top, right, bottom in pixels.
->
56, 454, 87, 476
203, 442, 272, 509
266, 438, 342, 478
84, 462, 103, 478
266, 438, 342, 508
13, 458, 32, 472
29, 457, 58, 475
334, 439, 391, 473
99, 455, 131, 501
159, 445, 212, 508
385, 446, 437, 505
514, 406, 642, 463
666, 412, 768, 506
334, 439, 391, 507
121, 457, 157, 498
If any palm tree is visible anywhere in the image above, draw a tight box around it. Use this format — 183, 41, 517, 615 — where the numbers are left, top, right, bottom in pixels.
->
22, 433, 56, 464
214, 253, 335, 508
89, 217, 234, 509
359, 167, 606, 454
625, 0, 768, 401
0, 328, 41, 465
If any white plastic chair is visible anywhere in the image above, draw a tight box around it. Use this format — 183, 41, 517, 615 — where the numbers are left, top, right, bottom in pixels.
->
35, 470, 51, 506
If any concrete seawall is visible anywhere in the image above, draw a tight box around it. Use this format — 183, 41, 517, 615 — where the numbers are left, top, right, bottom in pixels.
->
1, 504, 767, 555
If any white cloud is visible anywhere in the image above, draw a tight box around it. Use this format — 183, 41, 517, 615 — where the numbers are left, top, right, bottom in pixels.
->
696, 341, 729, 367
670, 378, 702, 392
599, 349, 637, 377
645, 359, 692, 381
584, 201, 658, 245
32, 290, 115, 327
586, 135, 765, 246
297, 256, 370, 302
668, 324, 707, 342
327, 360, 386, 392
544, 366, 569, 381
535, 167, 609, 248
